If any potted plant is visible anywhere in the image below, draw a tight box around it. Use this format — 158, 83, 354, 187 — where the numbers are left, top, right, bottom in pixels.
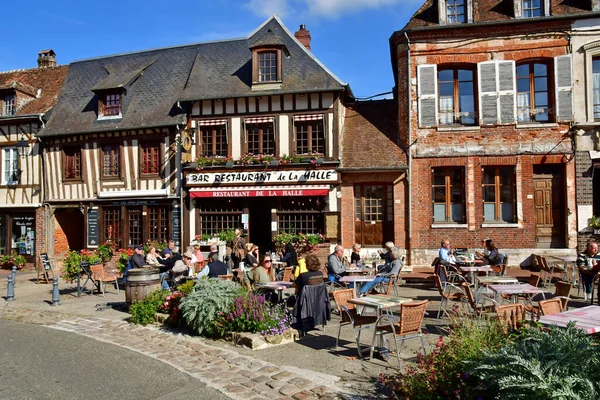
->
589, 216, 600, 234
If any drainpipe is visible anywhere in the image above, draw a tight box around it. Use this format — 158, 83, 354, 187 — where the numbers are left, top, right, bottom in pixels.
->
404, 32, 413, 266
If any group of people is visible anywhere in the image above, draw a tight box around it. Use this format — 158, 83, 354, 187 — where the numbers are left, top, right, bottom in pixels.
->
439, 237, 503, 266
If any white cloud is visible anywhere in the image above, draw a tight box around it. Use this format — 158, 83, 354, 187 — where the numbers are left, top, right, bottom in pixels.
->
303, 0, 405, 18
244, 0, 293, 18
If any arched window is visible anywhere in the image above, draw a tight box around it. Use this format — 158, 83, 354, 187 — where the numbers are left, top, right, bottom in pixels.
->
438, 67, 476, 125
516, 61, 551, 122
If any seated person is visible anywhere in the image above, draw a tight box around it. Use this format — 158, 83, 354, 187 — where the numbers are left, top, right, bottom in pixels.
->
360, 247, 404, 295
130, 245, 146, 268
327, 245, 347, 280
162, 240, 175, 258
244, 243, 259, 269
439, 239, 456, 265
577, 240, 600, 296
145, 246, 162, 267
378, 241, 394, 264
196, 258, 210, 279
207, 244, 218, 262
482, 239, 502, 266
350, 243, 362, 265
161, 251, 192, 289
294, 252, 309, 280
244, 255, 275, 292
475, 237, 490, 260
295, 254, 325, 296
207, 253, 228, 278
192, 242, 204, 264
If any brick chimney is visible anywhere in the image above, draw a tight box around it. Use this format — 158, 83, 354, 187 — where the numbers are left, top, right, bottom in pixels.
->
294, 24, 311, 51
37, 49, 57, 69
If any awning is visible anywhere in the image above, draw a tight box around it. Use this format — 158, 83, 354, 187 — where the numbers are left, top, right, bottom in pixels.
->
293, 114, 323, 121
197, 119, 227, 126
245, 116, 274, 124
190, 184, 330, 198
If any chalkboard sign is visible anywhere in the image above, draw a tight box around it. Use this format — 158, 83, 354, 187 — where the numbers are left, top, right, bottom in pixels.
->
40, 253, 52, 271
87, 208, 99, 248
172, 206, 181, 245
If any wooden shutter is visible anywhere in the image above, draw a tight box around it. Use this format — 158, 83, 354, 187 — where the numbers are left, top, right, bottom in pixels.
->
497, 61, 516, 124
478, 61, 498, 125
555, 54, 573, 122
417, 64, 438, 128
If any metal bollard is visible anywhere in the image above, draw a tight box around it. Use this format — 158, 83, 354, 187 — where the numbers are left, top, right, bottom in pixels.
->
51, 277, 60, 306
11, 265, 17, 287
6, 275, 15, 302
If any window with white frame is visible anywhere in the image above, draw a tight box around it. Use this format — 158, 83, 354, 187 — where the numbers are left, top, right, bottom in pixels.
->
515, 0, 549, 18
2, 148, 18, 185
2, 94, 15, 116
438, 0, 472, 25
482, 166, 516, 223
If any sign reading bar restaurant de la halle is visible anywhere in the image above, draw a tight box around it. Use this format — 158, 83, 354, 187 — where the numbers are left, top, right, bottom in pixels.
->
186, 169, 338, 186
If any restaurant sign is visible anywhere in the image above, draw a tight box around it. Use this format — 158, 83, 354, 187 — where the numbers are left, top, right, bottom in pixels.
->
186, 169, 338, 186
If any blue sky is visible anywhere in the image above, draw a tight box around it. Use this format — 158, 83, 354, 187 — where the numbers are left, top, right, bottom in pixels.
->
1, 0, 422, 99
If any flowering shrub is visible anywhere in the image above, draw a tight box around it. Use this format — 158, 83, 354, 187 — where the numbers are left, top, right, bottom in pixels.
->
214, 294, 291, 337
160, 291, 183, 324
116, 248, 134, 274
273, 231, 326, 254
193, 152, 324, 169
0, 252, 27, 269
61, 249, 102, 283
142, 239, 168, 254
129, 289, 169, 325
97, 241, 117, 262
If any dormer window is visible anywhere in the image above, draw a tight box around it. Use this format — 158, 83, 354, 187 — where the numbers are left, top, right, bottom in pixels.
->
2, 93, 15, 116
439, 0, 472, 25
515, 0, 549, 18
98, 90, 122, 118
252, 47, 282, 89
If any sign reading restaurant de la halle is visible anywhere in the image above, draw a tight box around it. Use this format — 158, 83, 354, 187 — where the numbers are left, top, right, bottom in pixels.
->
186, 169, 339, 186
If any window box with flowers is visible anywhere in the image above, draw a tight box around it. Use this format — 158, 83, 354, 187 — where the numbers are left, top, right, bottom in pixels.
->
273, 232, 326, 254
0, 252, 27, 270
191, 153, 326, 170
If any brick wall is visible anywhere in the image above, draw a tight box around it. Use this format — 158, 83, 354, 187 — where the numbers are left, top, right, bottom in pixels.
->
34, 207, 45, 270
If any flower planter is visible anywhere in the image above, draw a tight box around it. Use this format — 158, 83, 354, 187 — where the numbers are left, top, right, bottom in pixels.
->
229, 328, 299, 350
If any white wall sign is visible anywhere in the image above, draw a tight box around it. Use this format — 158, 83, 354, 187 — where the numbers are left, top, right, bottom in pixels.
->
578, 205, 594, 232
186, 169, 338, 186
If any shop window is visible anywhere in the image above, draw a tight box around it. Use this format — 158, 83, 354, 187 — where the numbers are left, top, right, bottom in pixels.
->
432, 167, 465, 223
140, 142, 160, 176
2, 147, 18, 185
516, 61, 551, 123
294, 115, 325, 155
103, 208, 121, 246
148, 206, 169, 242
198, 206, 243, 237
438, 67, 476, 125
200, 125, 228, 158
278, 197, 325, 235
12, 214, 35, 256
482, 166, 516, 223
246, 122, 275, 155
63, 147, 82, 180
128, 209, 142, 246
354, 185, 393, 246
101, 144, 121, 179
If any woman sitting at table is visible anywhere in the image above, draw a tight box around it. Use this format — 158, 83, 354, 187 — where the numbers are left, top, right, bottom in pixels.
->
350, 243, 362, 265
359, 247, 404, 295
244, 243, 259, 269
244, 255, 275, 292
482, 239, 503, 266
145, 246, 162, 267
294, 254, 325, 296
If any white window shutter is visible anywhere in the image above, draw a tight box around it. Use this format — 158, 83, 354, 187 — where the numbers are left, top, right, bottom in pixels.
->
417, 64, 438, 128
514, 0, 522, 18
438, 0, 447, 26
497, 61, 516, 124
555, 54, 573, 122
478, 61, 498, 125
467, 0, 473, 23
543, 0, 550, 16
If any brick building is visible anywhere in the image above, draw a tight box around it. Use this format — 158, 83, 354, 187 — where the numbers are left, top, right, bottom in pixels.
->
391, 0, 591, 265
0, 50, 67, 266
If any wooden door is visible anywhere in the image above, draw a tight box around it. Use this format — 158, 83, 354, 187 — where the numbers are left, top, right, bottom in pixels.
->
533, 174, 565, 248
354, 185, 391, 246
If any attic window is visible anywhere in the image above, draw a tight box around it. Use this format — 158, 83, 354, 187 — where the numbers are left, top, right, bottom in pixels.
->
439, 0, 473, 25
2, 93, 15, 116
98, 91, 122, 118
252, 48, 282, 86
515, 0, 549, 18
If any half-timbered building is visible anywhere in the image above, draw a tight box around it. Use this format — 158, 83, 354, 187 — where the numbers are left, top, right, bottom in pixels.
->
0, 50, 67, 263
39, 45, 197, 256
179, 17, 352, 250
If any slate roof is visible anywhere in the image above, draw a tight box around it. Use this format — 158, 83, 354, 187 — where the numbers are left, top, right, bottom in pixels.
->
41, 16, 348, 137
402, 0, 592, 31
0, 65, 68, 116
340, 100, 407, 169
179, 16, 348, 101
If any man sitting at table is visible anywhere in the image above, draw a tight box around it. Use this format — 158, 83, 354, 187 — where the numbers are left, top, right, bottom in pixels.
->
439, 239, 456, 265
207, 252, 228, 278
327, 245, 347, 280
360, 247, 404, 295
577, 240, 600, 301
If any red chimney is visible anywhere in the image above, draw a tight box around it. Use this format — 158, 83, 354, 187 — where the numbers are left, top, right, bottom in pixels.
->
294, 24, 311, 51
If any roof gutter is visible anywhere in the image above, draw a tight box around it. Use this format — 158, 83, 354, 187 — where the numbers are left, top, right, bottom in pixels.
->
38, 119, 186, 138
0, 113, 44, 121
336, 166, 408, 172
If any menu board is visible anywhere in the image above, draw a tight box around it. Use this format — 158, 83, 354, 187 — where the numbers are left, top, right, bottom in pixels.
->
87, 208, 99, 248
40, 253, 52, 271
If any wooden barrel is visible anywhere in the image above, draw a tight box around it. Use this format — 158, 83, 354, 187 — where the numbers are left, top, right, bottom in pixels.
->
126, 268, 161, 304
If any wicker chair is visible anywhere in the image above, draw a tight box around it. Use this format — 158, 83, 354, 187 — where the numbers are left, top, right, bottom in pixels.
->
369, 300, 429, 369
525, 281, 572, 319
282, 267, 294, 282
332, 289, 378, 358
491, 256, 508, 276
462, 284, 498, 322
495, 303, 526, 332
537, 255, 568, 287
376, 274, 399, 296
89, 265, 120, 297
538, 298, 564, 316
433, 274, 465, 319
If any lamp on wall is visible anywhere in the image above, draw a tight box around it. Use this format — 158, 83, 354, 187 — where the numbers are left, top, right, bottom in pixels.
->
15, 134, 29, 159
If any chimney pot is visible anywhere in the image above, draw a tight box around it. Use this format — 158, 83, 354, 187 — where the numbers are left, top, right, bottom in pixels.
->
37, 49, 57, 69
294, 24, 311, 51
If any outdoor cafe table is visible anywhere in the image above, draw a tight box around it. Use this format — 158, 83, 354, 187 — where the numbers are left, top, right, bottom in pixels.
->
547, 255, 578, 287
539, 305, 600, 335
340, 275, 377, 297
488, 283, 545, 304
254, 281, 294, 302
348, 295, 413, 359
460, 265, 493, 284
475, 276, 518, 291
